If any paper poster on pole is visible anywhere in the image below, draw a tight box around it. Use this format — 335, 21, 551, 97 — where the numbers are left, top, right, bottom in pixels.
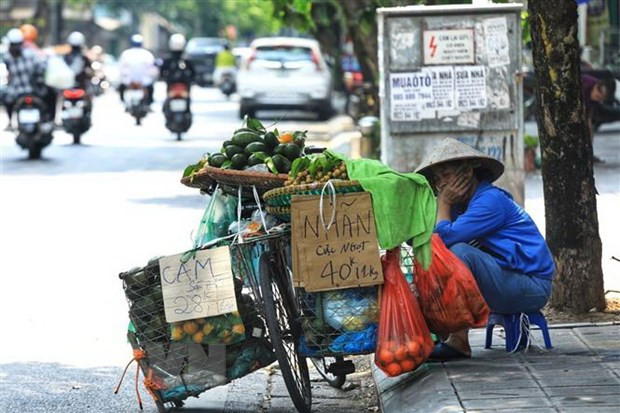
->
423, 29, 475, 65
291, 192, 383, 292
159, 247, 237, 323
455, 66, 487, 110
389, 71, 433, 121
422, 66, 456, 111
484, 17, 510, 67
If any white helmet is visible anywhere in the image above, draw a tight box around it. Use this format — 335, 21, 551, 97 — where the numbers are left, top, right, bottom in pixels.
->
130, 34, 144, 47
7, 28, 24, 44
169, 33, 186, 52
68, 31, 85, 47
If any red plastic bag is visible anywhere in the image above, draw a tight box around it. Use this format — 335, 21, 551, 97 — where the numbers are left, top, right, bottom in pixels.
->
375, 248, 434, 377
414, 234, 490, 336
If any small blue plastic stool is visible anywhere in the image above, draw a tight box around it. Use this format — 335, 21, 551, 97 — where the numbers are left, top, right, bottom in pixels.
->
485, 311, 552, 352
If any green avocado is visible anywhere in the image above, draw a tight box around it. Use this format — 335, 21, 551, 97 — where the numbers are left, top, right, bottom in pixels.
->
222, 140, 233, 147
263, 131, 279, 148
273, 144, 287, 156
272, 154, 292, 174
283, 143, 302, 161
244, 141, 269, 155
231, 131, 262, 147
208, 153, 228, 168
231, 153, 248, 169
224, 145, 244, 159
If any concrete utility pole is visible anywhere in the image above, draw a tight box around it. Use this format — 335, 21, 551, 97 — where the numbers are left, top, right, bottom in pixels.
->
49, 0, 64, 45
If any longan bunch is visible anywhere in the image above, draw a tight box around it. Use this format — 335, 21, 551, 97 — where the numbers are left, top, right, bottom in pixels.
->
284, 162, 348, 186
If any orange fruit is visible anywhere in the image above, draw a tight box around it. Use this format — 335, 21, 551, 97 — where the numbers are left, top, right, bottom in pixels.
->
386, 340, 399, 353
183, 321, 199, 335
232, 323, 245, 335
196, 318, 207, 325
406, 340, 420, 358
385, 362, 403, 377
400, 358, 416, 372
193, 331, 205, 343
278, 132, 294, 144
202, 323, 215, 336
170, 326, 184, 341
378, 349, 394, 365
394, 345, 408, 361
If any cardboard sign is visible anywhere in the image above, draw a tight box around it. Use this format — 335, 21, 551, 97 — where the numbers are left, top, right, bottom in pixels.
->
159, 247, 237, 323
423, 29, 475, 65
291, 192, 383, 292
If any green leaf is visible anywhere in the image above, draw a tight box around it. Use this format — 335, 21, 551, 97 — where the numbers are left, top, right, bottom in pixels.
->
183, 164, 198, 178
221, 160, 233, 170
265, 157, 279, 174
274, 128, 279, 137
253, 152, 268, 161
291, 157, 311, 178
247, 117, 266, 133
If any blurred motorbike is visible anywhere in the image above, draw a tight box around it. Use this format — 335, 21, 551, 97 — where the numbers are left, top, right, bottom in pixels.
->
346, 82, 377, 120
218, 70, 236, 98
163, 82, 192, 141
89, 60, 108, 96
523, 67, 620, 128
124, 82, 149, 125
61, 88, 91, 144
14, 94, 54, 159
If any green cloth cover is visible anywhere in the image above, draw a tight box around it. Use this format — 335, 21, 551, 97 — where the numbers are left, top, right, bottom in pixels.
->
330, 151, 436, 269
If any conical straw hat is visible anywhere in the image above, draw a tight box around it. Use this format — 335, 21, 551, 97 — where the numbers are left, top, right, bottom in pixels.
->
415, 137, 504, 182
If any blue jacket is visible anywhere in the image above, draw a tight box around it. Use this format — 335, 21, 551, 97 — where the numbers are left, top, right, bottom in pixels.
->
435, 181, 555, 280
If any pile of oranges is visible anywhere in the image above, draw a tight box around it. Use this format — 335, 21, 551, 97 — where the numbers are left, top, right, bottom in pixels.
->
170, 312, 246, 345
376, 335, 433, 376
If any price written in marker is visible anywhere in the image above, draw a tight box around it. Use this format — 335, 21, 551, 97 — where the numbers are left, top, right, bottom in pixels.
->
292, 192, 384, 292
159, 247, 237, 323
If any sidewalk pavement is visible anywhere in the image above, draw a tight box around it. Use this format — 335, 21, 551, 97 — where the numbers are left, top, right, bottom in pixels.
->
373, 323, 620, 412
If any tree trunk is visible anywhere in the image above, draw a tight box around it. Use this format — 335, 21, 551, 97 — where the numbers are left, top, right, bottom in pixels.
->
528, 0, 605, 312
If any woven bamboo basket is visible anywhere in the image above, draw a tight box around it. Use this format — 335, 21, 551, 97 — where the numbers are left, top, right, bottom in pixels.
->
183, 165, 288, 198
180, 170, 216, 191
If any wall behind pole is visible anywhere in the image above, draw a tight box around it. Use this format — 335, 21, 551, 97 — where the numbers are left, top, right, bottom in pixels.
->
378, 4, 525, 205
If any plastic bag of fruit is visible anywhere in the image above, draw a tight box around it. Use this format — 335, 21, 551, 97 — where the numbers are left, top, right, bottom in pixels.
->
413, 234, 490, 336
169, 311, 246, 345
375, 248, 434, 377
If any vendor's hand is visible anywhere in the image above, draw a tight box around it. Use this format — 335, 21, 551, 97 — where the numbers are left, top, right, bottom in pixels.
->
437, 173, 470, 206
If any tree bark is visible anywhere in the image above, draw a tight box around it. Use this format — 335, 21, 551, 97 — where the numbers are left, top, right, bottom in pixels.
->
528, 0, 605, 312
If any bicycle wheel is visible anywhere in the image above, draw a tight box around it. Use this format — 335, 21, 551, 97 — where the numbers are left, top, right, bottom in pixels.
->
310, 356, 346, 389
259, 252, 312, 413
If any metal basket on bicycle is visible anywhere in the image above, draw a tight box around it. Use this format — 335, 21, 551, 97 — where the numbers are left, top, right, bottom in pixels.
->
118, 231, 313, 413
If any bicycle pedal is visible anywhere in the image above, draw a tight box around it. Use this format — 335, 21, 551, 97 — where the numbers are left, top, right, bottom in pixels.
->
327, 360, 355, 376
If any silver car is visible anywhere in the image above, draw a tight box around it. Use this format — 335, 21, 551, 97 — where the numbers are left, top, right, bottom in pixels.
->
237, 37, 333, 119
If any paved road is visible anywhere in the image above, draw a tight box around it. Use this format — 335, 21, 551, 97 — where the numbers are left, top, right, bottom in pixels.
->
0, 85, 376, 412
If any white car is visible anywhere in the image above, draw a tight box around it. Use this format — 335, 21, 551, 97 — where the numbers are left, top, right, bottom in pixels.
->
236, 37, 333, 119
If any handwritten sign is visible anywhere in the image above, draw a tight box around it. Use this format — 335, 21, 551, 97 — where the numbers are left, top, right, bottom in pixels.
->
291, 192, 384, 292
159, 247, 237, 323
423, 29, 475, 65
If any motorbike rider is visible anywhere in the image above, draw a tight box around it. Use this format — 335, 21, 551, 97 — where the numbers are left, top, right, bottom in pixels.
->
213, 43, 236, 87
64, 31, 93, 92
3, 28, 47, 131
118, 34, 157, 105
19, 24, 41, 53
159, 33, 195, 91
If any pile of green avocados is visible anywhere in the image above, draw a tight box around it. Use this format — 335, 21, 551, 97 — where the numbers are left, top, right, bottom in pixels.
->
207, 117, 306, 174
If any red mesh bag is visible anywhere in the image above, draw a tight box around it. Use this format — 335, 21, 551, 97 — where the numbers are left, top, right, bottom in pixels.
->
374, 248, 434, 377
414, 234, 490, 336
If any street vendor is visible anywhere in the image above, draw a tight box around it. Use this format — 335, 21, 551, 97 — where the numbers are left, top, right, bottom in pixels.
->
415, 137, 555, 360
